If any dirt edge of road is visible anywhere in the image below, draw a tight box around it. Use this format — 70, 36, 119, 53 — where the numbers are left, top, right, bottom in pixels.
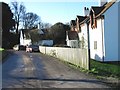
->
40, 53, 120, 88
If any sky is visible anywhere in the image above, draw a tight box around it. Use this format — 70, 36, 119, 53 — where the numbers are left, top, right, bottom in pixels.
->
23, 2, 98, 25
1, 0, 112, 25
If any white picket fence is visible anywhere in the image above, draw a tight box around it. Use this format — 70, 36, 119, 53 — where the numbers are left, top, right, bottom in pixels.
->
39, 46, 89, 70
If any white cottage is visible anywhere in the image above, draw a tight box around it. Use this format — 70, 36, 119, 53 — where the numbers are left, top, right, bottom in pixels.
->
78, 0, 120, 62
20, 29, 31, 46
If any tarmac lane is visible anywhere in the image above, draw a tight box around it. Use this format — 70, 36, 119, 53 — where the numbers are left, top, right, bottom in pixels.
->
2, 50, 111, 88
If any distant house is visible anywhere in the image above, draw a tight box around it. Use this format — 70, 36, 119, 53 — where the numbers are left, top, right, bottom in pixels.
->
76, 15, 86, 32
20, 24, 53, 46
70, 20, 77, 31
66, 20, 79, 48
66, 16, 87, 48
20, 29, 32, 46
68, 0, 120, 62
66, 31, 79, 48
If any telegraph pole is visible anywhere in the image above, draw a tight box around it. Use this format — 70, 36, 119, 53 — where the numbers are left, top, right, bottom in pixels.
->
85, 18, 91, 70
87, 22, 90, 70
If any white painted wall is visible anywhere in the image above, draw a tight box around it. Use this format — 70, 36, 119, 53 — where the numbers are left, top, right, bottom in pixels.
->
66, 31, 80, 48
67, 40, 80, 48
20, 30, 24, 45
89, 19, 104, 61
79, 2, 120, 62
79, 19, 105, 61
78, 23, 88, 49
23, 39, 31, 46
103, 2, 119, 61
20, 30, 32, 46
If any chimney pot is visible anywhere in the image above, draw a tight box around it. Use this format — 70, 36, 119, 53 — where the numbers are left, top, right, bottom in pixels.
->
84, 7, 89, 16
99, 0, 107, 6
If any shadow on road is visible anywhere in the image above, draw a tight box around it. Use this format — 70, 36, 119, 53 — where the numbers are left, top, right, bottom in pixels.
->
10, 75, 104, 85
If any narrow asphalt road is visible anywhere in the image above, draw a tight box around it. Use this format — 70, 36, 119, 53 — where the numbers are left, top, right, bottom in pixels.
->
2, 50, 110, 88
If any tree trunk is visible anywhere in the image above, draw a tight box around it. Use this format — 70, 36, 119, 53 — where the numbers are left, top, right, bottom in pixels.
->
16, 22, 19, 34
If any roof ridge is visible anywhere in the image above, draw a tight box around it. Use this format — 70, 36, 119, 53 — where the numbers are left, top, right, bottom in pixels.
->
96, 0, 117, 18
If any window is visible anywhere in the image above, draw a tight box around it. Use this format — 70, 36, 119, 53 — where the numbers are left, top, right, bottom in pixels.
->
94, 41, 97, 50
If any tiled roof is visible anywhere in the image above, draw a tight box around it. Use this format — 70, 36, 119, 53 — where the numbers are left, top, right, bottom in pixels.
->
70, 20, 76, 26
80, 0, 117, 25
79, 17, 89, 25
96, 0, 117, 18
76, 15, 86, 23
68, 31, 79, 40
91, 6, 105, 16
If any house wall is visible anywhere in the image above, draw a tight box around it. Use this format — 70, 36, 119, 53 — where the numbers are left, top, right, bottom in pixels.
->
67, 40, 80, 48
78, 23, 88, 49
79, 21, 104, 61
103, 2, 119, 61
23, 39, 31, 46
118, 1, 120, 61
78, 2, 120, 62
20, 30, 32, 46
89, 19, 104, 61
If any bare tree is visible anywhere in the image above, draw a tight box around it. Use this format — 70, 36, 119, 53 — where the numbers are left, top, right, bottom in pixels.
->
42, 22, 52, 29
24, 12, 41, 29
11, 1, 26, 34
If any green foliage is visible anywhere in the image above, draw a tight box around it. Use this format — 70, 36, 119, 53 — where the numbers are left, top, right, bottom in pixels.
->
1, 50, 9, 63
0, 2, 16, 49
0, 48, 4, 51
29, 29, 41, 43
89, 68, 98, 74
49, 22, 70, 45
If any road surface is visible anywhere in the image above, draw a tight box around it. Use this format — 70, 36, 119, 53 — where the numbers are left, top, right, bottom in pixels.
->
2, 50, 110, 88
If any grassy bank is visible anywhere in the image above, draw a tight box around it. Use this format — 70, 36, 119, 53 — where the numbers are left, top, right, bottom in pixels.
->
90, 59, 120, 79
64, 59, 120, 79
43, 54, 120, 81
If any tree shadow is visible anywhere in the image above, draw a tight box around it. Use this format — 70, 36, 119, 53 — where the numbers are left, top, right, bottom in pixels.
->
11, 76, 105, 85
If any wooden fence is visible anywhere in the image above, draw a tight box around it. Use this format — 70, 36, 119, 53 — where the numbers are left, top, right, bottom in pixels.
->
39, 46, 89, 70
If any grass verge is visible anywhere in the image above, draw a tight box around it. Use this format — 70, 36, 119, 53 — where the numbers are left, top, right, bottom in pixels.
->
41, 54, 119, 87
44, 54, 120, 80
90, 59, 120, 79
61, 59, 120, 79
